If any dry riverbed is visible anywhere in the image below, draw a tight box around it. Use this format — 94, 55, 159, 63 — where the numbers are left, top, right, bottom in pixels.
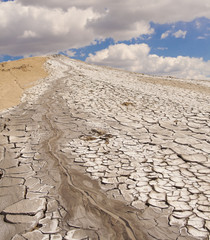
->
0, 55, 209, 240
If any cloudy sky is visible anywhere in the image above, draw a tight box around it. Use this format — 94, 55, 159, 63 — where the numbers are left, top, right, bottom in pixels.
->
0, 0, 210, 80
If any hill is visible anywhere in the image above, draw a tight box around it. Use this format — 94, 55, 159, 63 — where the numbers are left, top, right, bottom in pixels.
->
0, 55, 209, 240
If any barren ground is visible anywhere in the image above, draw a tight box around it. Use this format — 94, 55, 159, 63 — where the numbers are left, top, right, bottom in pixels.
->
0, 55, 209, 240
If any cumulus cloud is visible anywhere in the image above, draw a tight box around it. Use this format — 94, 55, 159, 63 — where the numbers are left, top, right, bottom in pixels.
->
173, 30, 187, 38
161, 30, 187, 39
0, 2, 100, 55
17, 0, 210, 23
0, 1, 155, 56
88, 19, 154, 41
0, 0, 210, 58
161, 30, 171, 39
86, 43, 210, 80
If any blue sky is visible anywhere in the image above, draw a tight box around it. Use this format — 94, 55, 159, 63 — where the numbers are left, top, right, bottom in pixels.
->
65, 18, 210, 62
0, 0, 210, 79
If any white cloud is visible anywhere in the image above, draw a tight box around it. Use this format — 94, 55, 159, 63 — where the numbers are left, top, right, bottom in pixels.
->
62, 50, 76, 57
17, 0, 210, 23
161, 30, 187, 39
0, 0, 210, 56
87, 19, 154, 42
86, 43, 210, 80
161, 30, 171, 39
173, 30, 187, 38
0, 2, 100, 55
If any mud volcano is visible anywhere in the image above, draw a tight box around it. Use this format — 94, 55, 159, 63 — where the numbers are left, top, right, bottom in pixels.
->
0, 55, 209, 240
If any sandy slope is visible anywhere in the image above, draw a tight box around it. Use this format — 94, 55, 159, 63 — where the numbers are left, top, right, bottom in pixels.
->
0, 57, 48, 111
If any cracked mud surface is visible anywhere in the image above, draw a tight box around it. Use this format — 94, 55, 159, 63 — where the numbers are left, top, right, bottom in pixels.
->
0, 55, 209, 240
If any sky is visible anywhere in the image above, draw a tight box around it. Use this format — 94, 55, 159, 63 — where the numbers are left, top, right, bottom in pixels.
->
0, 0, 210, 80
